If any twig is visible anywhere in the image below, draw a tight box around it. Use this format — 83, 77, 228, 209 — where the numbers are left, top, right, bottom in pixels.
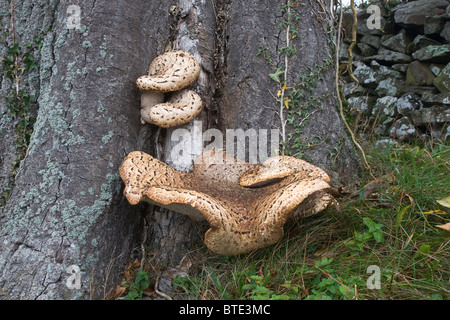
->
297, 108, 320, 128
140, 216, 148, 272
347, 0, 360, 94
279, 0, 292, 155
335, 0, 373, 176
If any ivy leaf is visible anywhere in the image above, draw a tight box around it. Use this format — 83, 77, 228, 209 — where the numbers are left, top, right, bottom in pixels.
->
284, 97, 291, 109
269, 68, 284, 83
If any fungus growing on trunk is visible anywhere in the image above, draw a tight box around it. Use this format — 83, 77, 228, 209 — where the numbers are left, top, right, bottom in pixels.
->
136, 50, 202, 127
119, 149, 333, 256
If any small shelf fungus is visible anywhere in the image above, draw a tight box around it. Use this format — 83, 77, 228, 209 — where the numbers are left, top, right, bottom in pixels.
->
119, 150, 333, 256
136, 50, 202, 128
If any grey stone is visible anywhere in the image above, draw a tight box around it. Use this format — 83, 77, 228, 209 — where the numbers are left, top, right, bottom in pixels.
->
398, 83, 440, 96
375, 139, 399, 148
344, 82, 366, 97
390, 117, 416, 141
405, 61, 436, 86
374, 124, 389, 136
371, 60, 402, 79
409, 105, 450, 125
365, 48, 412, 64
339, 42, 350, 60
396, 93, 423, 116
348, 96, 370, 113
441, 21, 450, 43
381, 29, 411, 53
424, 16, 447, 35
373, 96, 399, 120
353, 61, 401, 92
394, 0, 449, 27
392, 64, 409, 73
354, 62, 378, 87
430, 63, 446, 76
357, 15, 389, 36
412, 44, 450, 63
371, 1, 390, 17
433, 63, 450, 92
361, 34, 382, 49
380, 34, 394, 44
357, 42, 377, 56
407, 35, 442, 54
379, 78, 439, 96
376, 78, 400, 97
429, 124, 448, 140
421, 92, 450, 105
381, 79, 437, 97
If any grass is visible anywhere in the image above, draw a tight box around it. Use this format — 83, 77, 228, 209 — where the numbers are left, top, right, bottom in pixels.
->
170, 139, 450, 300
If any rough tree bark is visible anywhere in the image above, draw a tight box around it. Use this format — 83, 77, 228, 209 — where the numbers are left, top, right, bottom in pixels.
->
0, 0, 171, 300
0, 0, 359, 299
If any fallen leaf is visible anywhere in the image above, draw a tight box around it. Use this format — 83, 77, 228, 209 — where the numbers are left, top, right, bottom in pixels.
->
143, 287, 157, 298
436, 197, 450, 208
132, 259, 141, 269
109, 285, 127, 300
423, 210, 447, 215
436, 222, 450, 232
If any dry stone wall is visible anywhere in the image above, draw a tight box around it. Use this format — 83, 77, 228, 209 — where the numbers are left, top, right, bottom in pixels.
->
341, 0, 450, 145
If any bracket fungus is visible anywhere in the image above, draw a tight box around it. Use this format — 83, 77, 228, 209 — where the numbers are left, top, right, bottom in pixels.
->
136, 50, 202, 128
120, 149, 333, 256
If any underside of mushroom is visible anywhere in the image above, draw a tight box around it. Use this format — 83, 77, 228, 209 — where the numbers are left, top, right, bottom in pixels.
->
119, 149, 333, 256
140, 89, 203, 128
136, 50, 203, 128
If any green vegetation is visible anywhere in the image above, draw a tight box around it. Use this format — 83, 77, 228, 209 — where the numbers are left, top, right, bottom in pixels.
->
1, 26, 43, 205
257, 0, 335, 158
283, 59, 334, 158
171, 141, 449, 300
125, 270, 151, 300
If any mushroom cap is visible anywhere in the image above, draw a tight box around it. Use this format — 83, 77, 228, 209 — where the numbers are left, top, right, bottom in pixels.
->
239, 155, 330, 187
119, 150, 332, 256
136, 50, 201, 92
140, 89, 203, 128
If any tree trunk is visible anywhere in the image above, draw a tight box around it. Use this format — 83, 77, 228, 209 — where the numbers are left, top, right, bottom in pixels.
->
0, 0, 171, 300
0, 0, 359, 300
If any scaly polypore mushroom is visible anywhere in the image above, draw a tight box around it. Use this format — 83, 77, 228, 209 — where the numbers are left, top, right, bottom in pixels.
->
119, 150, 333, 256
136, 50, 202, 128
